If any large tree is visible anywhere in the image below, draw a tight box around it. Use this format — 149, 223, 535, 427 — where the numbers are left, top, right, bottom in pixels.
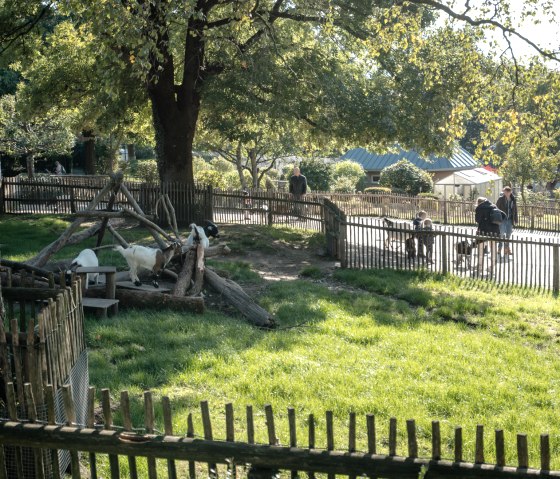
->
60, 0, 536, 185
4, 1, 558, 185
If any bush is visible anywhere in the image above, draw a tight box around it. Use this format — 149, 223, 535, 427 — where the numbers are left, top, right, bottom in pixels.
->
379, 159, 433, 195
333, 160, 366, 191
195, 169, 227, 188
331, 176, 357, 193
136, 160, 159, 183
299, 158, 333, 191
418, 192, 440, 199
364, 186, 392, 194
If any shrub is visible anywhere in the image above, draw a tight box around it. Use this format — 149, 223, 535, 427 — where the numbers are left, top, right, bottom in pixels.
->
299, 158, 333, 191
379, 159, 434, 195
331, 176, 357, 193
136, 160, 159, 183
195, 169, 227, 188
364, 186, 392, 194
333, 160, 366, 191
418, 192, 440, 199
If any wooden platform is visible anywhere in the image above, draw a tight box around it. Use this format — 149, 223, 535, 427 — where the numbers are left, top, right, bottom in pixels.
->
82, 297, 119, 318
116, 281, 171, 293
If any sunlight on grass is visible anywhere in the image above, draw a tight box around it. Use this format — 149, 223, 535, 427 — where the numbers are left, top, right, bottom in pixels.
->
4, 215, 560, 470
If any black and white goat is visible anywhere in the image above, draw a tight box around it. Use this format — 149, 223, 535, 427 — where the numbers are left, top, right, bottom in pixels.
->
67, 248, 99, 289
114, 242, 182, 288
203, 220, 220, 239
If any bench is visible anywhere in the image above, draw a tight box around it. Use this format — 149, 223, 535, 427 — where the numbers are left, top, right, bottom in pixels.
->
76, 266, 119, 317
81, 297, 119, 318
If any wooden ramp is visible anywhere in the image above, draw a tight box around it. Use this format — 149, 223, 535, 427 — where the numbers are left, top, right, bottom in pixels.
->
116, 281, 171, 293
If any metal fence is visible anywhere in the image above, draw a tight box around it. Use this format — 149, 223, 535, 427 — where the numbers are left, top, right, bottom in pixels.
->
339, 218, 560, 293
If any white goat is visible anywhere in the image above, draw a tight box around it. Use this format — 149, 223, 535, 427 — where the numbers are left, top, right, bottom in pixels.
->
68, 248, 99, 289
114, 242, 181, 288
185, 223, 210, 250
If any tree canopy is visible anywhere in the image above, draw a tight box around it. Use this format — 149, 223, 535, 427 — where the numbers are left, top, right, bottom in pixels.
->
1, 0, 559, 186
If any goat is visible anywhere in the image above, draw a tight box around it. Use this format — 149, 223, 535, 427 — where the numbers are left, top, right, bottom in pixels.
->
67, 249, 99, 289
203, 220, 220, 239
383, 217, 413, 250
456, 239, 476, 269
186, 223, 210, 249
114, 242, 182, 288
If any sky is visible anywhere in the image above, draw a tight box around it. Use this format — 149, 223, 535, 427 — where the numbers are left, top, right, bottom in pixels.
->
443, 1, 560, 64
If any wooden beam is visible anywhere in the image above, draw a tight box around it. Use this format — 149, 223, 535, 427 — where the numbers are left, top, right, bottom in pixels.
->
0, 422, 556, 479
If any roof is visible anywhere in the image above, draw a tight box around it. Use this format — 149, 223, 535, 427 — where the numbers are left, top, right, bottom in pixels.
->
436, 167, 502, 186
341, 146, 478, 172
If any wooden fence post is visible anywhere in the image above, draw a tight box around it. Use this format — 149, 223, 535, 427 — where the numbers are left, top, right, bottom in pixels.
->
442, 199, 448, 225
553, 244, 559, 295
339, 213, 347, 267
0, 179, 5, 214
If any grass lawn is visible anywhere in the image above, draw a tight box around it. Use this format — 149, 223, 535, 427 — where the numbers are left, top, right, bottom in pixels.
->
2, 215, 560, 473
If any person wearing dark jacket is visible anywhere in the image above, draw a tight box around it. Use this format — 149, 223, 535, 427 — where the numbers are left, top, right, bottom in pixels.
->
496, 186, 518, 256
475, 197, 500, 275
289, 166, 307, 215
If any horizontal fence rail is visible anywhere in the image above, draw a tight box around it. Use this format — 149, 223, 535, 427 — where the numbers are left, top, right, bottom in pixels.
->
341, 218, 560, 293
0, 386, 559, 478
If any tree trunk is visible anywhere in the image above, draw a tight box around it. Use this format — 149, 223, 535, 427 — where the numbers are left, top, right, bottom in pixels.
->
127, 144, 136, 163
83, 131, 96, 175
249, 148, 259, 189
236, 141, 248, 190
26, 153, 35, 178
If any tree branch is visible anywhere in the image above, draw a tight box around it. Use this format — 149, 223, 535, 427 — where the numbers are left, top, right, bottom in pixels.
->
403, 0, 560, 63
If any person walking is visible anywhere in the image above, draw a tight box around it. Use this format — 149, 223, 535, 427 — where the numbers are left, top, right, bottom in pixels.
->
475, 197, 502, 276
289, 166, 307, 215
412, 210, 427, 258
419, 217, 435, 264
496, 186, 518, 257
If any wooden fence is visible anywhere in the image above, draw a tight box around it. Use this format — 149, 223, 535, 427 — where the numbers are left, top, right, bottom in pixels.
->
1, 386, 559, 478
336, 218, 560, 293
0, 176, 213, 227
3, 175, 560, 232
0, 270, 89, 477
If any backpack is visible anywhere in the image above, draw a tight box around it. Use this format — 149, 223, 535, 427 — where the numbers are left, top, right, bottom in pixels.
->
490, 207, 504, 225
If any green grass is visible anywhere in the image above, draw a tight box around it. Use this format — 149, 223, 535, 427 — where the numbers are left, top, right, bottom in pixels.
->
206, 259, 262, 282
4, 215, 560, 472
0, 214, 158, 268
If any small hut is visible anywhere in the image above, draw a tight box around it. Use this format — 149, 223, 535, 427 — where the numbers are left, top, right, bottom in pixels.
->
434, 167, 503, 202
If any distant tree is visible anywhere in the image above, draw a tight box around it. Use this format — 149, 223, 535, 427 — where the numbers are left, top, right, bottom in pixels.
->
299, 158, 333, 192
379, 159, 433, 195
0, 94, 74, 177
333, 160, 366, 192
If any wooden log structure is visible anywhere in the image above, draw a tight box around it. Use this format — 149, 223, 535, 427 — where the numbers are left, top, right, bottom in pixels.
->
86, 287, 204, 314
172, 249, 196, 296
204, 267, 275, 328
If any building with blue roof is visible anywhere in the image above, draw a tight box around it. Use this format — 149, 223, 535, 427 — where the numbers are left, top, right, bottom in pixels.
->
342, 145, 479, 184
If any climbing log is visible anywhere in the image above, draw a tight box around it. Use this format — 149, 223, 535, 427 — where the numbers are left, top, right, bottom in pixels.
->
86, 288, 204, 314
204, 268, 275, 328
172, 249, 196, 297
189, 244, 205, 296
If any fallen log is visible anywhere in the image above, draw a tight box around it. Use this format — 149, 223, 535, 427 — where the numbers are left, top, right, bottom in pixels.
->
204, 267, 275, 328
86, 288, 204, 314
0, 259, 58, 283
189, 244, 205, 296
203, 244, 231, 258
172, 249, 196, 296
